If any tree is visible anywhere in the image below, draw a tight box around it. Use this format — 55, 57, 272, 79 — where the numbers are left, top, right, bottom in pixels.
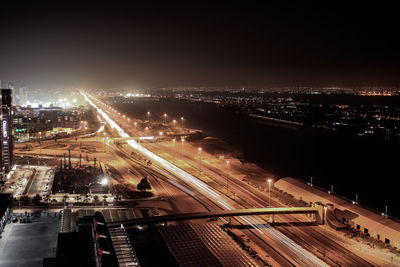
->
20, 196, 31, 205
114, 194, 122, 201
43, 195, 50, 204
137, 176, 152, 191
93, 195, 99, 206
63, 195, 68, 205
32, 194, 42, 206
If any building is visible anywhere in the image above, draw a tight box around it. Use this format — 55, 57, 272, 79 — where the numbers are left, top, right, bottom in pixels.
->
0, 193, 13, 236
274, 177, 400, 247
159, 223, 259, 267
0, 89, 13, 176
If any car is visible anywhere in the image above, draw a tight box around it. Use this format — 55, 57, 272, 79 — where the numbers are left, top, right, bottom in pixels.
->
20, 218, 31, 223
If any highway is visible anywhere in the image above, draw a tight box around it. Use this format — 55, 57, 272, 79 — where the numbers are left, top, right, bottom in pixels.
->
82, 91, 328, 266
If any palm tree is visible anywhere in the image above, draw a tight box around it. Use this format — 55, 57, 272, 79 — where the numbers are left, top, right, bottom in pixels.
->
114, 194, 122, 202
32, 194, 42, 206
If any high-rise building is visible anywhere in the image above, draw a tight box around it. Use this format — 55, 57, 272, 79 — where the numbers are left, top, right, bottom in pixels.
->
0, 89, 13, 177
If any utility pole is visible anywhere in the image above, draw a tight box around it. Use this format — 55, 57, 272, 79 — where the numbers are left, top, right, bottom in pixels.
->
64, 153, 67, 169
68, 149, 72, 170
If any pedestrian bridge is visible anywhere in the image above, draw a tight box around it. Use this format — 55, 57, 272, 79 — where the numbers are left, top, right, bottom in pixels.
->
107, 207, 318, 228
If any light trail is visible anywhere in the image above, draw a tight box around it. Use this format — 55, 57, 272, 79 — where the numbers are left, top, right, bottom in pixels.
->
81, 91, 327, 266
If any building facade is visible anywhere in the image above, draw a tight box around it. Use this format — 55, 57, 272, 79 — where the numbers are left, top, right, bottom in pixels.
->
0, 89, 13, 177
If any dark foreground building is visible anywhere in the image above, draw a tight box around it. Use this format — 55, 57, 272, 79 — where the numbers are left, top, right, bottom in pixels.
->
0, 89, 13, 178
0, 193, 12, 236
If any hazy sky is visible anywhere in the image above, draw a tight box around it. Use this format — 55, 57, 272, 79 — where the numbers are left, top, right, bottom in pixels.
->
1, 1, 400, 89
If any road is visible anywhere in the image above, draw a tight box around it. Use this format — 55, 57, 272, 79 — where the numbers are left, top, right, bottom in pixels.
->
82, 91, 329, 266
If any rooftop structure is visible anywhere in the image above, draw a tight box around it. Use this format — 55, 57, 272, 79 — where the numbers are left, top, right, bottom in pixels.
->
159, 223, 259, 267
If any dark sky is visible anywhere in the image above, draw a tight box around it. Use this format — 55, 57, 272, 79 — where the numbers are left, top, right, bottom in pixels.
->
1, 1, 400, 89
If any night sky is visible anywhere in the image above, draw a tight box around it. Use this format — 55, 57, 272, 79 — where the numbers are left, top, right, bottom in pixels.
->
1, 1, 400, 89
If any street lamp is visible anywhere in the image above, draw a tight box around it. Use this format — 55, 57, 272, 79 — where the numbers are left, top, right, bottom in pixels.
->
181, 138, 185, 153
324, 206, 327, 224
100, 177, 108, 185
147, 111, 150, 121
267, 178, 272, 206
172, 138, 176, 149
134, 122, 137, 127
163, 113, 167, 124
198, 147, 202, 172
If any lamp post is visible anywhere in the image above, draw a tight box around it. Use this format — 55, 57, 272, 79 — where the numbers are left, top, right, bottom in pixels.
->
172, 138, 176, 149
147, 111, 150, 121
267, 179, 272, 207
181, 138, 185, 153
198, 147, 202, 172
324, 206, 327, 225
163, 113, 167, 124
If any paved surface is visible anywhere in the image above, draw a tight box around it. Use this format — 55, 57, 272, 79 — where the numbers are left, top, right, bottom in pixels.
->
0, 215, 60, 267
27, 166, 54, 197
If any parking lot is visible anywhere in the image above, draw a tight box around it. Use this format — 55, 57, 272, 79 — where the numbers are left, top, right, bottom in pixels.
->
0, 215, 60, 267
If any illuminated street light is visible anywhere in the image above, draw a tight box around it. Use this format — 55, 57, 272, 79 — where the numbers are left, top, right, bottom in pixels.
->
159, 131, 163, 137
172, 138, 176, 149
134, 122, 137, 127
100, 177, 108, 185
198, 147, 202, 172
163, 113, 167, 124
181, 138, 185, 153
267, 178, 272, 207
324, 206, 327, 224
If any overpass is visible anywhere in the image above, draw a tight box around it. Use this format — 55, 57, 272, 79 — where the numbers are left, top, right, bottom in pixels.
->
108, 207, 318, 228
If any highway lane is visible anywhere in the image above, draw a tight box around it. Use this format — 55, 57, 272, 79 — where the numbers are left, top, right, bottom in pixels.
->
82, 91, 328, 266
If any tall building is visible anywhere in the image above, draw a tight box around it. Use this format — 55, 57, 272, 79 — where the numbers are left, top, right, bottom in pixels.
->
0, 89, 13, 177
